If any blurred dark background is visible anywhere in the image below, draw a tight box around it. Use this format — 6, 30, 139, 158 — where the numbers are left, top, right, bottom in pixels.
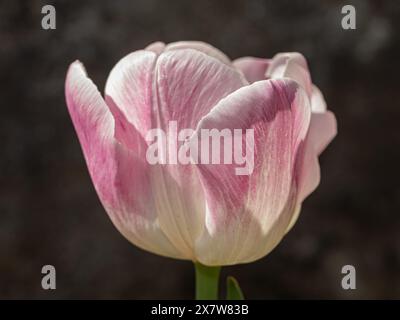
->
0, 0, 399, 299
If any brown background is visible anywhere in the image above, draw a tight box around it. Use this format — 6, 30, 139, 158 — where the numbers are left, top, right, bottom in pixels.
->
0, 0, 399, 299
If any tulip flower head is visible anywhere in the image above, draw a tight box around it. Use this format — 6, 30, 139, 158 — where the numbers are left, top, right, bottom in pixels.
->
65, 41, 336, 269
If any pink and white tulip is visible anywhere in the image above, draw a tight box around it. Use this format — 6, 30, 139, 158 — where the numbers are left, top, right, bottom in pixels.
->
65, 41, 336, 266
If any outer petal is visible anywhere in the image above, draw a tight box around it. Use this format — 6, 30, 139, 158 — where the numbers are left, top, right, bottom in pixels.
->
191, 79, 311, 265
233, 57, 270, 83
147, 49, 247, 257
297, 110, 337, 202
65, 61, 184, 260
266, 52, 312, 97
309, 111, 337, 155
265, 55, 337, 230
165, 41, 231, 65
296, 84, 337, 204
311, 84, 327, 113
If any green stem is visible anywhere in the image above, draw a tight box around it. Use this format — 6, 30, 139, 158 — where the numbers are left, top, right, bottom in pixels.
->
194, 262, 221, 300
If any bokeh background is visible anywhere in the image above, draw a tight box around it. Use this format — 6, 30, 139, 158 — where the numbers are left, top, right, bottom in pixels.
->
1, 0, 399, 299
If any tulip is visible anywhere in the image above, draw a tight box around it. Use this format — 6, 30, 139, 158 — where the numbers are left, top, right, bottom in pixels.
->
65, 41, 336, 299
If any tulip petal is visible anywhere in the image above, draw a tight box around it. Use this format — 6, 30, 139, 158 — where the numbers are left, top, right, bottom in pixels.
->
311, 84, 327, 113
309, 110, 337, 155
146, 49, 247, 256
156, 49, 247, 131
296, 83, 337, 203
105, 50, 157, 138
233, 57, 270, 83
297, 110, 337, 202
267, 52, 312, 97
192, 79, 311, 265
165, 41, 231, 65
65, 61, 185, 260
145, 41, 165, 54
285, 204, 302, 233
